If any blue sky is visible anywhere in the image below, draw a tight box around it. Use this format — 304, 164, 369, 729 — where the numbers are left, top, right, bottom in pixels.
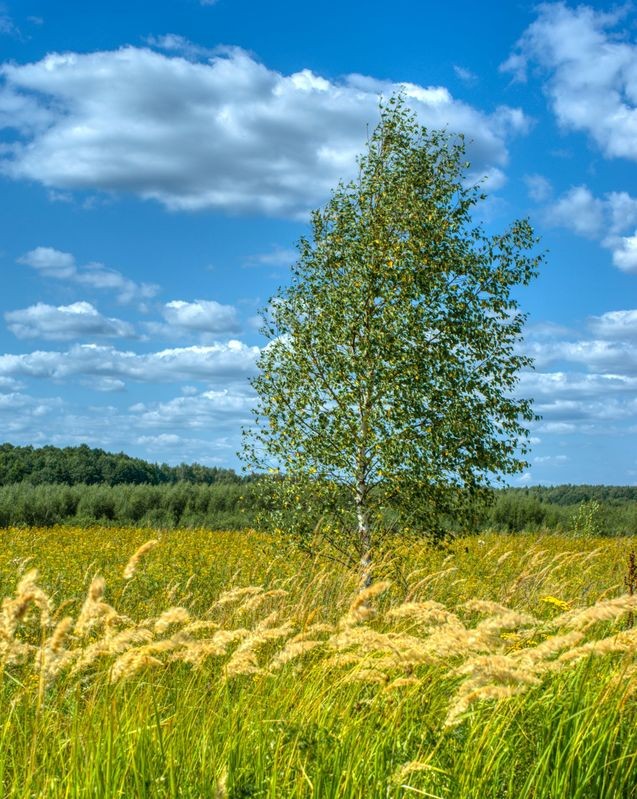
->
0, 0, 636, 484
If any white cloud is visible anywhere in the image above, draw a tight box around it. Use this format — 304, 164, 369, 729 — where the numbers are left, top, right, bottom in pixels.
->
524, 173, 552, 203
0, 11, 17, 36
589, 309, 637, 340
538, 422, 577, 434
519, 370, 637, 398
519, 368, 637, 429
0, 376, 22, 392
161, 299, 240, 334
19, 246, 75, 277
544, 185, 604, 238
611, 234, 637, 273
519, 308, 637, 432
84, 376, 126, 392
0, 394, 240, 464
544, 186, 637, 273
533, 396, 636, 423
18, 247, 159, 303
0, 46, 529, 217
534, 454, 568, 463
131, 388, 253, 429
527, 338, 637, 375
5, 301, 135, 340
453, 65, 478, 84
145, 34, 215, 61
0, 341, 260, 384
0, 392, 63, 434
244, 246, 297, 269
503, 3, 637, 161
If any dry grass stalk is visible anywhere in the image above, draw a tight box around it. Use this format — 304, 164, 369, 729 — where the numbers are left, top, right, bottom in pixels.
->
237, 588, 289, 614
268, 639, 324, 670
341, 581, 391, 626
154, 607, 190, 635
212, 586, 263, 609
72, 627, 154, 674
74, 576, 112, 637
38, 616, 74, 684
553, 594, 637, 630
174, 629, 249, 668
123, 539, 159, 580
446, 684, 520, 726
111, 652, 164, 682
387, 600, 457, 627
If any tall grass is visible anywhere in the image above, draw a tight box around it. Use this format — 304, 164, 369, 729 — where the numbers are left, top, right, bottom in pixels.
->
0, 526, 636, 797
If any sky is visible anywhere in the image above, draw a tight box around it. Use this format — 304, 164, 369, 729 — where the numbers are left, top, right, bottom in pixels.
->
0, 0, 636, 484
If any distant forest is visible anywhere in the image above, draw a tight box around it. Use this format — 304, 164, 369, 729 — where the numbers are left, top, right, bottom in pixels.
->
0, 443, 247, 486
0, 443, 636, 534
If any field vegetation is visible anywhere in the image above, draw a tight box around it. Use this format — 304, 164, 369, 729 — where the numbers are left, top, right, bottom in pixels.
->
1, 480, 636, 536
1, 525, 636, 797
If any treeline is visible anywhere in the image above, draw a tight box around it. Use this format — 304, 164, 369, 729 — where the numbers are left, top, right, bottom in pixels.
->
0, 482, 259, 529
0, 481, 635, 535
0, 443, 245, 486
1, 443, 635, 533
489, 489, 637, 535
506, 485, 637, 505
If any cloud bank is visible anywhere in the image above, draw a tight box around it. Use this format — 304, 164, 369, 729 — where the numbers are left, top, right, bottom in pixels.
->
5, 301, 135, 340
0, 45, 529, 216
503, 3, 637, 162
0, 341, 260, 384
18, 247, 159, 303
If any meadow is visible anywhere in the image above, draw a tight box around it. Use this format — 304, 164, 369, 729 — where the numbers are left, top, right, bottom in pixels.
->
1, 525, 636, 798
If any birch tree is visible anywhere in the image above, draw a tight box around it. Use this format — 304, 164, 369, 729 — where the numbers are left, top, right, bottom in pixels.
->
243, 96, 543, 583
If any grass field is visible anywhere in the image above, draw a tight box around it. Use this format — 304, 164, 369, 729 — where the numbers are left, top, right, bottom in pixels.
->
1, 525, 636, 798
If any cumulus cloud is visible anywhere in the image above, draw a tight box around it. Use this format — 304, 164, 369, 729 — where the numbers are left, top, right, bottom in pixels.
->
519, 370, 637, 399
503, 3, 637, 161
131, 388, 253, 430
0, 45, 529, 216
0, 341, 260, 384
544, 186, 604, 238
544, 186, 637, 273
0, 392, 244, 464
0, 376, 22, 392
5, 301, 135, 340
19, 246, 75, 277
527, 338, 637, 375
0, 392, 63, 434
611, 234, 637, 273
18, 247, 159, 303
518, 312, 637, 432
519, 369, 637, 429
157, 299, 241, 335
589, 309, 637, 340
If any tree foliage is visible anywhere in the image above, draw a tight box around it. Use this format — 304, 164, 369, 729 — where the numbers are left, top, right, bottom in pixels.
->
0, 443, 244, 486
243, 97, 544, 573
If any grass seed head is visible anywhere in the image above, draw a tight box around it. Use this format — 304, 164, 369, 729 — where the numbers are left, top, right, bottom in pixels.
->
123, 539, 159, 580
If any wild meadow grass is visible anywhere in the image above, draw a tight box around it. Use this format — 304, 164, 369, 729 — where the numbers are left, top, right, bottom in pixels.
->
0, 525, 636, 798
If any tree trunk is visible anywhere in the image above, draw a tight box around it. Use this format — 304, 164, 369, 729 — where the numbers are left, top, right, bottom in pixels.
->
356, 480, 372, 589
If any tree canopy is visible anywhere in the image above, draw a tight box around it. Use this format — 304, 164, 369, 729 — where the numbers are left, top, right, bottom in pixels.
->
0, 443, 243, 486
243, 96, 544, 577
